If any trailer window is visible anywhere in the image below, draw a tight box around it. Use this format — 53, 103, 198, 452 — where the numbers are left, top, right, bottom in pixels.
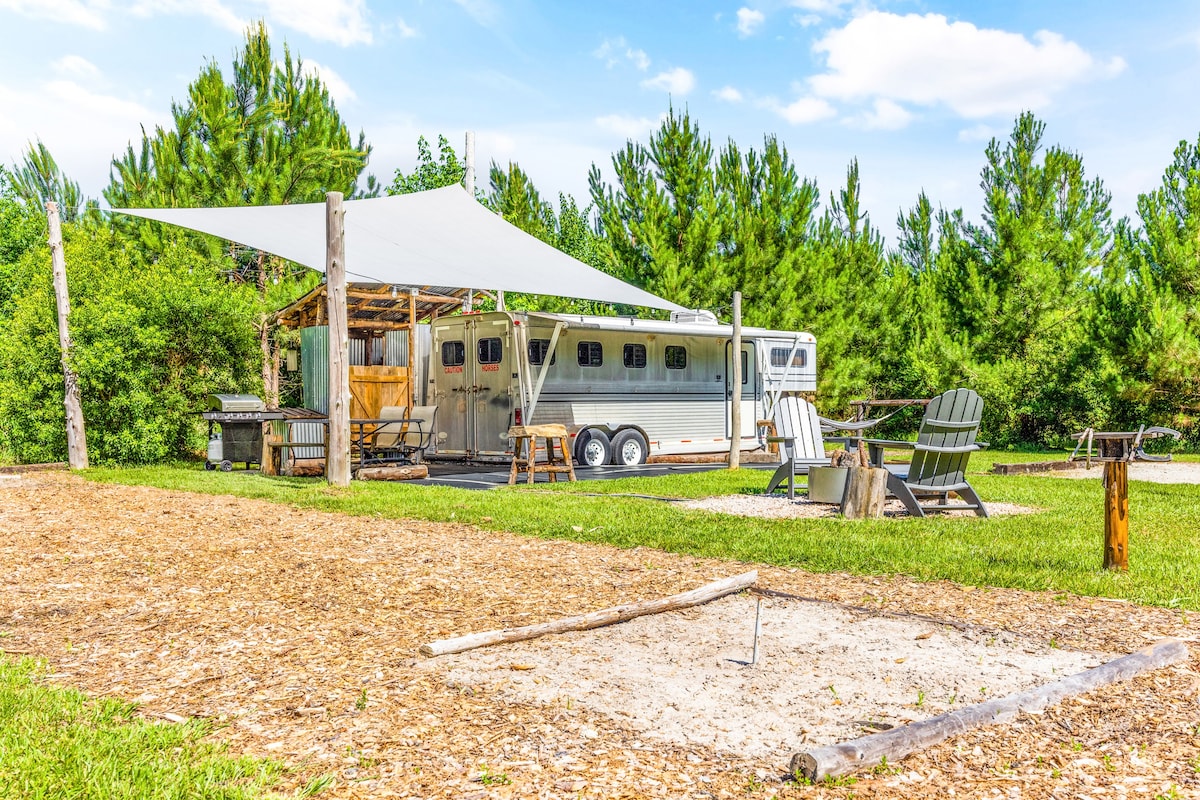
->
477, 337, 503, 364
623, 343, 647, 369
441, 340, 465, 367
665, 345, 687, 370
528, 339, 557, 366
741, 350, 749, 384
577, 341, 603, 367
770, 347, 807, 368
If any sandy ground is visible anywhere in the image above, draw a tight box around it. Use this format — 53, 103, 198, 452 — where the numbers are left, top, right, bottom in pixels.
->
1, 470, 1198, 799
433, 592, 1102, 760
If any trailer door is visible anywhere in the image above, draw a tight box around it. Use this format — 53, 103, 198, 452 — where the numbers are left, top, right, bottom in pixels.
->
432, 316, 515, 457
472, 317, 515, 456
725, 341, 759, 440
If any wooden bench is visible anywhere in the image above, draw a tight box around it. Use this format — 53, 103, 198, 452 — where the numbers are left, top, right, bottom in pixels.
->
507, 424, 576, 485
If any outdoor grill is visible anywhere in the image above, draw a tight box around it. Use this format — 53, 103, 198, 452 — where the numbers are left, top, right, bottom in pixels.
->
202, 394, 284, 471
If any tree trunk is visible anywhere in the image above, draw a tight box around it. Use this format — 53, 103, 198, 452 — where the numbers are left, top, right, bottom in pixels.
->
46, 202, 88, 470
840, 467, 887, 519
790, 638, 1188, 782
421, 571, 757, 657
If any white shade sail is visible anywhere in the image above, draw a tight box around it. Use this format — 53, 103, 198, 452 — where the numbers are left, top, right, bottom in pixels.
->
116, 185, 684, 312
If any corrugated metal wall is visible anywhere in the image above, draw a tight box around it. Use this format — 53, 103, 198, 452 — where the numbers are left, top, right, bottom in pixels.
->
301, 326, 329, 413
384, 330, 409, 367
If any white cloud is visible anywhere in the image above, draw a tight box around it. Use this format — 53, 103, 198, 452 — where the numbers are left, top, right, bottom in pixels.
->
451, 0, 500, 28
736, 7, 765, 37
857, 98, 912, 130
958, 123, 1002, 142
128, 0, 246, 34
393, 16, 417, 38
641, 67, 695, 96
0, 77, 165, 201
594, 36, 650, 71
594, 114, 658, 139
713, 85, 743, 103
301, 60, 356, 104
809, 12, 1125, 118
255, 0, 371, 45
0, 0, 110, 29
52, 55, 103, 82
763, 96, 836, 124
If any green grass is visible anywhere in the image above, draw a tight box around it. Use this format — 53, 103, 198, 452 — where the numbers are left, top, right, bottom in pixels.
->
85, 451, 1200, 610
0, 657, 290, 799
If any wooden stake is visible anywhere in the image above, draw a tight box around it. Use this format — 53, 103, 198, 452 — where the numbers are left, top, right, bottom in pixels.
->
325, 192, 351, 487
420, 570, 757, 657
729, 291, 742, 470
791, 638, 1188, 782
46, 202, 88, 470
1104, 461, 1129, 571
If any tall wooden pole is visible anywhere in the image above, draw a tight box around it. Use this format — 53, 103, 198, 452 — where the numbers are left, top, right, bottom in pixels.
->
407, 288, 418, 410
729, 291, 742, 469
325, 192, 351, 487
1103, 461, 1129, 570
46, 202, 88, 470
463, 130, 475, 313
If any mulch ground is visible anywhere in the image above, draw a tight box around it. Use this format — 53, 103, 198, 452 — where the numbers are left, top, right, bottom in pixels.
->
1, 471, 1197, 799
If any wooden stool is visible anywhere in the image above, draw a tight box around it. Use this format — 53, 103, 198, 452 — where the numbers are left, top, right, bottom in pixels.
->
507, 424, 577, 485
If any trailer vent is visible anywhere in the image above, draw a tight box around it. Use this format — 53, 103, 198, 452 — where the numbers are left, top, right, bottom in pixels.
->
669, 310, 719, 325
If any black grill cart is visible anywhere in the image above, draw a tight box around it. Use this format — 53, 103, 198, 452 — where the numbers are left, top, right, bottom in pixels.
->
202, 394, 284, 471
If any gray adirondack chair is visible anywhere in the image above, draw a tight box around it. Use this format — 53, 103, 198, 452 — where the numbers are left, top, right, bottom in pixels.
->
864, 388, 988, 518
764, 396, 831, 499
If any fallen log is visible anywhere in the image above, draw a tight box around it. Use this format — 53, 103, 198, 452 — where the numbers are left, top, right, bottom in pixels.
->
790, 638, 1188, 783
420, 570, 757, 657
356, 464, 429, 481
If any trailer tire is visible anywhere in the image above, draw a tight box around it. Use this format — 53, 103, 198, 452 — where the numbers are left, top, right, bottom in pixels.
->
219, 460, 233, 472
204, 461, 215, 471
611, 429, 648, 466
575, 429, 612, 467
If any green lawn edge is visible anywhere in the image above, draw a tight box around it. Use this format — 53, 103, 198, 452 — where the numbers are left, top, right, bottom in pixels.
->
82, 453, 1200, 610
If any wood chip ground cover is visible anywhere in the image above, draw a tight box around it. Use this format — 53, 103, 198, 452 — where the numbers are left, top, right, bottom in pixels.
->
1, 471, 1198, 799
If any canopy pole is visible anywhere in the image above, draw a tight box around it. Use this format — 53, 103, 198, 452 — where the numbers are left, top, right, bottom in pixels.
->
729, 291, 742, 470
408, 288, 418, 410
325, 192, 351, 487
464, 130, 476, 313
46, 201, 88, 470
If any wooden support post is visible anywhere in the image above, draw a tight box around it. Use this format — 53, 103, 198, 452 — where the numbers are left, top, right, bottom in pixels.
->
421, 571, 757, 657
1104, 460, 1129, 571
791, 638, 1188, 783
729, 291, 742, 470
325, 192, 351, 487
407, 288, 418, 410
840, 466, 888, 519
463, 130, 475, 313
46, 202, 88, 470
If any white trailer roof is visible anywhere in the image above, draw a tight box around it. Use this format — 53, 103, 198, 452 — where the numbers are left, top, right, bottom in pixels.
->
115, 186, 684, 313
524, 312, 815, 342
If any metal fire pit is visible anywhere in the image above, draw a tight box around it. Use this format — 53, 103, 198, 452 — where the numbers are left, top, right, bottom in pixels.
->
202, 394, 284, 471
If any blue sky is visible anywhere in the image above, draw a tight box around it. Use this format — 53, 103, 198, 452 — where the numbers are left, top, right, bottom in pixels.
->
2, 0, 1199, 245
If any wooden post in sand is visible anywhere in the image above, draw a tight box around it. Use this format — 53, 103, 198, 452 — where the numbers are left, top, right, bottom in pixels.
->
1103, 460, 1129, 571
46, 202, 88, 470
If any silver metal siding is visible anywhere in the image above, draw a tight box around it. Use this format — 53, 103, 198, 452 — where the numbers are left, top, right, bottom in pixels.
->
300, 325, 329, 413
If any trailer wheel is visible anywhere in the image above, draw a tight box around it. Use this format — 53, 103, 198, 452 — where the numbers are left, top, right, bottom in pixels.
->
611, 429, 648, 466
575, 429, 612, 467
204, 461, 215, 471
219, 460, 233, 472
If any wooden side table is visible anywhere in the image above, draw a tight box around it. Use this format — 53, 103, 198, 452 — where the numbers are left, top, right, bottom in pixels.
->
507, 424, 577, 485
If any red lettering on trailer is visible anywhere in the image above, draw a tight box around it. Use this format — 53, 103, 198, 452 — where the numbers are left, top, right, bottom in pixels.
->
444, 366, 463, 374
481, 364, 500, 372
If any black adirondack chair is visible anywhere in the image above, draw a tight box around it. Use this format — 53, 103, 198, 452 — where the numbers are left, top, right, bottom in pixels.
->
864, 388, 988, 518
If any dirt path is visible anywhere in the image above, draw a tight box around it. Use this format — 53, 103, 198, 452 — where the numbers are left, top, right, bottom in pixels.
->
1, 472, 1197, 798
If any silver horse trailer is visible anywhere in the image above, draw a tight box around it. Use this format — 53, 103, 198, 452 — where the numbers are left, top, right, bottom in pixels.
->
429, 310, 816, 465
